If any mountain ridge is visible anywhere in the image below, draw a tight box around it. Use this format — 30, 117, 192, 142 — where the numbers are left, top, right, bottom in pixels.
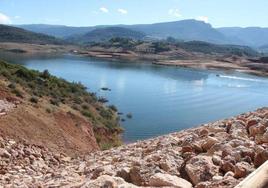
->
218, 27, 268, 47
15, 20, 268, 47
67, 27, 146, 44
0, 24, 64, 45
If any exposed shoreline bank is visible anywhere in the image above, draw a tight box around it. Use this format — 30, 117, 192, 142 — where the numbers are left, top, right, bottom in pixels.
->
83, 51, 268, 78
153, 60, 268, 78
1, 42, 267, 78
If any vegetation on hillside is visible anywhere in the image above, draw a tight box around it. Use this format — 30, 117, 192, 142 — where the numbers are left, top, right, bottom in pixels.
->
173, 40, 259, 57
0, 60, 122, 149
0, 24, 64, 45
67, 27, 146, 44
88, 37, 259, 57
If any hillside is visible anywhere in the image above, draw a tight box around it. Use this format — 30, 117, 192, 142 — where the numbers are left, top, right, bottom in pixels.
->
126, 20, 229, 44
0, 60, 122, 155
0, 24, 64, 45
17, 24, 94, 38
67, 27, 146, 44
218, 27, 268, 47
86, 38, 258, 58
16, 20, 237, 45
174, 41, 258, 57
1, 107, 268, 187
259, 44, 268, 54
16, 21, 268, 48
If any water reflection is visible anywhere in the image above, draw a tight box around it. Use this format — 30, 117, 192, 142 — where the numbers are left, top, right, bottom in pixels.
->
0, 50, 63, 64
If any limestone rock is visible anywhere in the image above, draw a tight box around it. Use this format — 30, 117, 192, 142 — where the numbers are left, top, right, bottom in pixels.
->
254, 150, 268, 167
148, 173, 192, 188
82, 175, 138, 188
129, 166, 145, 186
234, 162, 253, 179
248, 124, 266, 137
185, 156, 218, 185
220, 161, 235, 173
202, 137, 218, 151
246, 119, 258, 130
0, 148, 11, 158
212, 155, 222, 166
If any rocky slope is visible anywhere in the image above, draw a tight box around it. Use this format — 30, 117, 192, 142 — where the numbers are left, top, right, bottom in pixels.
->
1, 107, 267, 187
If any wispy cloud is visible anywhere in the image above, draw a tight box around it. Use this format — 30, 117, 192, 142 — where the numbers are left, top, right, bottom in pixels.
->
118, 8, 128, 14
196, 16, 209, 23
100, 7, 109, 13
168, 9, 181, 18
0, 12, 11, 24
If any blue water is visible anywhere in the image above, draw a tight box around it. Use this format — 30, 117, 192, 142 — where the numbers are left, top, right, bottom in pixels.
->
10, 55, 268, 142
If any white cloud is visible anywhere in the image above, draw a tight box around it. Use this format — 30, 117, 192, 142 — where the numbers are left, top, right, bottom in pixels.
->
196, 16, 209, 23
118, 8, 128, 14
168, 9, 181, 18
0, 12, 11, 24
14, 16, 21, 19
100, 7, 109, 13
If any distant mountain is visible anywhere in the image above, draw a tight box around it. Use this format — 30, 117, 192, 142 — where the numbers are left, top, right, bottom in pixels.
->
16, 20, 230, 44
126, 19, 230, 44
218, 27, 268, 47
259, 44, 268, 54
0, 24, 64, 44
17, 24, 94, 38
175, 41, 258, 57
15, 21, 268, 48
67, 27, 146, 44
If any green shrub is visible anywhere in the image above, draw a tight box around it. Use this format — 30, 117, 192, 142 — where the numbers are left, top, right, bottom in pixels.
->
98, 97, 108, 103
109, 105, 118, 112
41, 69, 50, 79
50, 99, 59, 106
100, 109, 113, 119
82, 110, 93, 118
100, 142, 114, 150
82, 104, 89, 110
8, 83, 16, 89
74, 97, 83, 104
12, 89, 23, 98
30, 96, 38, 103
46, 108, 52, 113
72, 105, 79, 110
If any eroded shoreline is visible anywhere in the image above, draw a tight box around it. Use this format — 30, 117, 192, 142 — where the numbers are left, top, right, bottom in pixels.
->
1, 42, 267, 78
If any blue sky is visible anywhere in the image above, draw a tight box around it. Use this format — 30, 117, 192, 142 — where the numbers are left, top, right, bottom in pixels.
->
0, 0, 268, 27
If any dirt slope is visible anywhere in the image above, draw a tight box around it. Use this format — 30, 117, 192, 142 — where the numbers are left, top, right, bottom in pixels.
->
0, 84, 99, 156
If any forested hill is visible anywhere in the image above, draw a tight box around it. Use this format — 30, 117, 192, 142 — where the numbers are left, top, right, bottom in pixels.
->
0, 24, 64, 45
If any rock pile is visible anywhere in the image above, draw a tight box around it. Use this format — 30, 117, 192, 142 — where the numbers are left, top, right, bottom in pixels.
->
0, 107, 268, 187
0, 98, 19, 117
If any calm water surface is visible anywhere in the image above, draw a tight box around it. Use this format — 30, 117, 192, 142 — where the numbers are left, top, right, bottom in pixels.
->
4, 54, 268, 142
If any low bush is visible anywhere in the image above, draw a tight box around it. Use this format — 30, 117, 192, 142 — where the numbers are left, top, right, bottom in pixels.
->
30, 96, 38, 103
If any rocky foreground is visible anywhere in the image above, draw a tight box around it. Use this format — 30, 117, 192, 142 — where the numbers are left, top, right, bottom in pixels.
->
1, 108, 268, 188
